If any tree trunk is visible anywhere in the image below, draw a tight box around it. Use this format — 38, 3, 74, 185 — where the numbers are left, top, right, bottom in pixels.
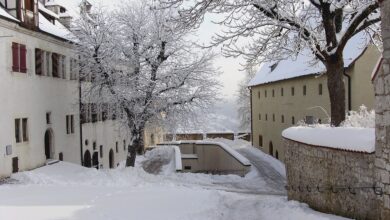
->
326, 55, 346, 126
125, 127, 145, 167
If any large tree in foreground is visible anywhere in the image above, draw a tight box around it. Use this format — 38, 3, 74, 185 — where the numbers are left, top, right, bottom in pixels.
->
161, 0, 381, 126
75, 1, 219, 166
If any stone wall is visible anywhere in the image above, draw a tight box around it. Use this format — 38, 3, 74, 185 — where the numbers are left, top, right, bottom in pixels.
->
284, 138, 379, 219
375, 1, 390, 218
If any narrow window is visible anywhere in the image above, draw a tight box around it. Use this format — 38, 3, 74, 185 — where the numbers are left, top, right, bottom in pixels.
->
291, 87, 295, 96
15, 119, 21, 143
62, 56, 66, 79
303, 85, 307, 96
46, 51, 51, 76
272, 89, 275, 97
275, 150, 279, 159
116, 144, 119, 153
52, 53, 59, 77
93, 142, 96, 150
319, 83, 323, 95
292, 116, 295, 124
273, 114, 275, 122
258, 114, 261, 120
35, 48, 43, 75
265, 114, 268, 121
258, 135, 263, 147
66, 115, 70, 134
70, 115, 74, 133
100, 145, 103, 158
265, 90, 267, 97
123, 140, 126, 151
257, 91, 260, 99
281, 88, 284, 96
46, 112, 51, 124
22, 118, 28, 142
281, 115, 285, 123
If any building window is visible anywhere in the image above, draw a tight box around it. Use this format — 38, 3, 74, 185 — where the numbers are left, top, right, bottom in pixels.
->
265, 90, 267, 97
275, 150, 279, 159
15, 118, 28, 143
35, 48, 43, 75
45, 51, 51, 76
46, 112, 51, 124
116, 143, 119, 153
70, 58, 79, 80
319, 83, 323, 95
52, 53, 59, 77
265, 114, 268, 121
100, 145, 103, 158
93, 142, 97, 150
60, 55, 66, 79
291, 87, 295, 96
66, 115, 75, 134
12, 43, 27, 73
258, 135, 263, 147
281, 115, 285, 123
303, 85, 307, 96
272, 114, 275, 122
123, 140, 126, 151
281, 87, 284, 96
257, 91, 260, 99
292, 116, 295, 124
258, 114, 261, 120
272, 89, 275, 97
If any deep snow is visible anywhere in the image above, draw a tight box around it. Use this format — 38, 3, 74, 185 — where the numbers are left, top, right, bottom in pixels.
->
0, 140, 350, 220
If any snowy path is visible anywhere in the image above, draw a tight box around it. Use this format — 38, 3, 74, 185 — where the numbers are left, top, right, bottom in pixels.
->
236, 148, 286, 193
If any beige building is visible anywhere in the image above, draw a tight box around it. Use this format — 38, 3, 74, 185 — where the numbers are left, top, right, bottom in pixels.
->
249, 39, 380, 161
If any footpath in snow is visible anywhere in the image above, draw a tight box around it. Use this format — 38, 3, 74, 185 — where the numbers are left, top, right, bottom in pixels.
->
0, 139, 350, 220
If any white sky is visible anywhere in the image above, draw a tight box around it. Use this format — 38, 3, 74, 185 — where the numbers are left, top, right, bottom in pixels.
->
191, 14, 247, 101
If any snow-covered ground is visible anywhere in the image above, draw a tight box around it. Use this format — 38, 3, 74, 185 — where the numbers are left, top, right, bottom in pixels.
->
0, 139, 350, 220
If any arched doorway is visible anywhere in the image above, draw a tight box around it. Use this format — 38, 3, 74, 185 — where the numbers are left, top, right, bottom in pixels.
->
269, 142, 274, 157
109, 149, 115, 169
44, 129, 54, 159
84, 150, 92, 168
92, 152, 99, 169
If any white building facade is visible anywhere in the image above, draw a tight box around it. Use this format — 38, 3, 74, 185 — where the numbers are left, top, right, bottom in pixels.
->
0, 0, 130, 178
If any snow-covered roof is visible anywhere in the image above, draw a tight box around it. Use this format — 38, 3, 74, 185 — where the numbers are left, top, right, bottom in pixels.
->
282, 127, 375, 153
0, 6, 19, 22
248, 34, 369, 87
38, 2, 59, 19
38, 13, 75, 41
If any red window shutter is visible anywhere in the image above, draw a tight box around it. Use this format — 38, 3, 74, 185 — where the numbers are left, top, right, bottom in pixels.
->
20, 44, 27, 73
12, 43, 19, 72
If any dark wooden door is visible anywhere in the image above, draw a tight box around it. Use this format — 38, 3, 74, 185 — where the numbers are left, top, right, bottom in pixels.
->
12, 157, 19, 173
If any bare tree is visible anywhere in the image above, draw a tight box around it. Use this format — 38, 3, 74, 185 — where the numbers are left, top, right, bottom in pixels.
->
74, 1, 219, 166
160, 0, 381, 126
237, 68, 256, 131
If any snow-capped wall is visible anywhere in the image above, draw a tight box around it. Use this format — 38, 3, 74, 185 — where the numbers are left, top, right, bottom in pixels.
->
284, 137, 378, 219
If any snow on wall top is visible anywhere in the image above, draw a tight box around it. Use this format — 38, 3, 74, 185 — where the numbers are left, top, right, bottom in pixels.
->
248, 34, 368, 87
282, 127, 375, 153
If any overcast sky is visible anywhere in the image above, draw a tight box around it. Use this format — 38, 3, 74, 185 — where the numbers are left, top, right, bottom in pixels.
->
191, 14, 248, 101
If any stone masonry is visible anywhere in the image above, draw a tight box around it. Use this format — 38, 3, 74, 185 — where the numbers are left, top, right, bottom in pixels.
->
284, 139, 378, 219
375, 1, 390, 218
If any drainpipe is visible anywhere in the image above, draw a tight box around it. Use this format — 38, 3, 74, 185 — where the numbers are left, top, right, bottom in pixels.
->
343, 68, 352, 112
78, 70, 84, 166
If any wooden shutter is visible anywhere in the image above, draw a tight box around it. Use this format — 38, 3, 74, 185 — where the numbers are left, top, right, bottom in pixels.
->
52, 53, 58, 77
35, 48, 42, 75
12, 43, 19, 72
20, 44, 27, 73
